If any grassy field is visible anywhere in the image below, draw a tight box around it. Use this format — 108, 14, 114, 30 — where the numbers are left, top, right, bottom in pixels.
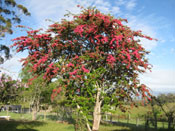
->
0, 119, 74, 131
0, 119, 170, 131
0, 105, 172, 131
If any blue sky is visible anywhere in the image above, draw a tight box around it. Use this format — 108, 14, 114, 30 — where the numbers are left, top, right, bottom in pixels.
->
1, 0, 175, 94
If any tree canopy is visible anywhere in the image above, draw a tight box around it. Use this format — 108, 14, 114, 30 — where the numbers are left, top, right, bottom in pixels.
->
0, 0, 30, 64
12, 6, 155, 130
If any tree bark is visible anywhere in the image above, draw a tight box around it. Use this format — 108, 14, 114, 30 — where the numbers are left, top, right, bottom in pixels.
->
44, 110, 46, 121
32, 107, 37, 120
76, 104, 92, 131
92, 85, 102, 131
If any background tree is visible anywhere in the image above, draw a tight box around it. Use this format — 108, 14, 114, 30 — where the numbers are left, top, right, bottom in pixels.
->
157, 93, 175, 104
152, 94, 175, 130
0, 0, 30, 64
19, 64, 57, 120
0, 73, 24, 105
12, 6, 155, 131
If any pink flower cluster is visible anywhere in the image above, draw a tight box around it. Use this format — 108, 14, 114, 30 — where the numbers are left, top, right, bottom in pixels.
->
82, 65, 89, 73
69, 69, 78, 75
74, 25, 85, 36
106, 54, 116, 65
67, 62, 74, 67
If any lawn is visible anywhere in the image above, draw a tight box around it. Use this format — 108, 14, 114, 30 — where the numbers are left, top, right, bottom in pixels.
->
0, 119, 170, 131
0, 106, 172, 131
0, 119, 74, 131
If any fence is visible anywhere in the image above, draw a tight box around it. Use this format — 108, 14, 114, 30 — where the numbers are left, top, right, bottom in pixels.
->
101, 113, 175, 130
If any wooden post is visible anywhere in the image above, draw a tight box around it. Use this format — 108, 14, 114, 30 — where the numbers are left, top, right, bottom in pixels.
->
44, 110, 46, 121
6, 106, 9, 117
118, 115, 120, 122
20, 108, 23, 119
106, 114, 108, 121
136, 117, 139, 127
110, 113, 112, 122
127, 114, 130, 124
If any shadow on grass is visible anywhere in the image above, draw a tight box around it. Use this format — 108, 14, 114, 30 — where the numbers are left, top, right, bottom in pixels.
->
37, 114, 74, 124
0, 119, 46, 131
101, 120, 171, 131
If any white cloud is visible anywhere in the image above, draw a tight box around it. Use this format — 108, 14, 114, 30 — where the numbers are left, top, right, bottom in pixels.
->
126, 0, 136, 10
0, 57, 21, 79
115, 0, 126, 6
28, 0, 79, 24
171, 48, 175, 53
111, 6, 121, 14
0, 53, 27, 79
140, 69, 175, 94
26, 0, 114, 28
25, 0, 141, 28
126, 17, 158, 50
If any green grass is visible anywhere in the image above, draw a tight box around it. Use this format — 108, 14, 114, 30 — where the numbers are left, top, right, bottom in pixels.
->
0, 111, 66, 121
0, 118, 171, 131
113, 105, 152, 118
0, 119, 74, 131
99, 122, 170, 131
0, 119, 170, 131
0, 106, 172, 131
0, 111, 32, 120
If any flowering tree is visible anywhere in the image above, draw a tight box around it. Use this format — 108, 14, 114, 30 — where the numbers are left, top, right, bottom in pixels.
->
0, 73, 24, 104
12, 7, 155, 130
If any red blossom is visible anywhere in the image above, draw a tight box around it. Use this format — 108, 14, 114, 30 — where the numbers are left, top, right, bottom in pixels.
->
69, 69, 78, 75
82, 65, 89, 73
67, 62, 74, 67
133, 50, 140, 59
73, 55, 79, 60
53, 89, 57, 92
126, 52, 131, 61
74, 25, 85, 36
106, 54, 116, 65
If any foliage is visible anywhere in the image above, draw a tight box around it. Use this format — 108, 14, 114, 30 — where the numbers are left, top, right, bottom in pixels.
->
12, 6, 154, 130
0, 0, 30, 64
151, 96, 175, 130
157, 93, 175, 104
0, 0, 30, 37
0, 73, 25, 104
19, 64, 59, 110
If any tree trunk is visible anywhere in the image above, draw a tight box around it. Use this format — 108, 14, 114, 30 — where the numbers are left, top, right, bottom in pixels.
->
44, 110, 46, 121
32, 108, 37, 120
92, 86, 102, 131
76, 104, 92, 131
168, 117, 173, 130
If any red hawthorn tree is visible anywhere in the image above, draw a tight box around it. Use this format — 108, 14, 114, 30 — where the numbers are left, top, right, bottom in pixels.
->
12, 7, 155, 131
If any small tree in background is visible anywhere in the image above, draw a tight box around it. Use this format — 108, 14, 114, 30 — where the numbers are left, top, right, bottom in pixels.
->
0, 73, 24, 104
12, 6, 155, 131
19, 64, 54, 120
152, 95, 175, 130
0, 73, 25, 115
